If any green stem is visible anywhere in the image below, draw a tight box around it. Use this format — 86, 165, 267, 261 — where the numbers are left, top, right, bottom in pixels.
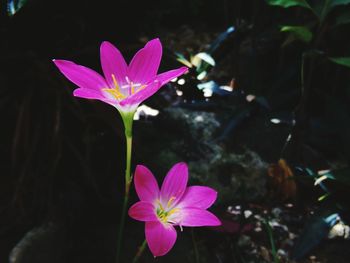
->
132, 239, 147, 263
263, 219, 279, 263
116, 112, 134, 263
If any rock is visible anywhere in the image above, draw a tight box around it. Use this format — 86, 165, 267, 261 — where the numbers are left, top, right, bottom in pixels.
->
138, 106, 268, 203
9, 222, 64, 263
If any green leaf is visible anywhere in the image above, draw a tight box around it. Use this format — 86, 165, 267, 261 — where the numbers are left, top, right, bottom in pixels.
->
329, 57, 350, 68
314, 0, 350, 22
266, 0, 311, 9
330, 168, 350, 184
291, 212, 335, 260
334, 10, 350, 26
7, 0, 28, 16
318, 193, 330, 201
281, 26, 313, 43
330, 0, 350, 8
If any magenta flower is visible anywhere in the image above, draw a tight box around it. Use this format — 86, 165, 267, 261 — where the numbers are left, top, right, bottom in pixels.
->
128, 162, 221, 257
53, 39, 188, 113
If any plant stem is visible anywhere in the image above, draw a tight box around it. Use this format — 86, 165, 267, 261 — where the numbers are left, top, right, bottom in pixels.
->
116, 112, 134, 263
263, 219, 279, 263
132, 239, 147, 263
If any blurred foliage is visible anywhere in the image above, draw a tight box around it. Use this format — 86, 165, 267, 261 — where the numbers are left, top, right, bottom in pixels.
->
7, 0, 28, 16
329, 56, 350, 67
265, 0, 350, 260
280, 25, 313, 43
267, 0, 312, 9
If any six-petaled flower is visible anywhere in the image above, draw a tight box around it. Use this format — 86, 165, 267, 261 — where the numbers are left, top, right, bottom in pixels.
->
128, 162, 221, 257
53, 38, 188, 113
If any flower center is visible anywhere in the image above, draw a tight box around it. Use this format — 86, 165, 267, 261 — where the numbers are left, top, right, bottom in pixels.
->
103, 74, 146, 100
156, 197, 180, 224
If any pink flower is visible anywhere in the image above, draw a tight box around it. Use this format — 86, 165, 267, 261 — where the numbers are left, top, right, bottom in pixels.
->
128, 162, 221, 257
53, 39, 188, 113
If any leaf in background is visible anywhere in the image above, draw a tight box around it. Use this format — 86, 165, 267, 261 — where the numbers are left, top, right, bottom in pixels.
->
313, 0, 350, 22
191, 52, 216, 67
197, 81, 233, 97
7, 0, 28, 16
266, 0, 311, 9
323, 167, 350, 186
334, 10, 350, 26
330, 0, 350, 8
175, 52, 193, 68
281, 26, 313, 43
191, 52, 216, 73
329, 57, 350, 68
291, 213, 339, 260
208, 26, 235, 53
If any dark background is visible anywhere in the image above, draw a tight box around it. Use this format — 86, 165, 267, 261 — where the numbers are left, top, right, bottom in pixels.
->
1, 0, 350, 262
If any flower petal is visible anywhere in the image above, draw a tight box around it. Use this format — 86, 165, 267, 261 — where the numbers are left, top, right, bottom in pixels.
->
119, 80, 161, 108
73, 88, 104, 100
156, 66, 188, 85
179, 208, 221, 227
53, 59, 107, 90
134, 165, 160, 203
160, 162, 188, 206
145, 221, 177, 257
100, 41, 128, 87
128, 38, 162, 84
73, 88, 116, 106
128, 201, 157, 222
177, 186, 217, 209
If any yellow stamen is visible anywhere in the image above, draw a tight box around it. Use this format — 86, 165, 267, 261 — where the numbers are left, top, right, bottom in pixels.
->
157, 201, 165, 212
102, 74, 125, 100
156, 199, 180, 224
103, 73, 149, 100
167, 197, 176, 208
157, 207, 180, 223
167, 208, 180, 217
111, 74, 120, 89
130, 82, 135, 95
138, 85, 146, 91
102, 88, 125, 99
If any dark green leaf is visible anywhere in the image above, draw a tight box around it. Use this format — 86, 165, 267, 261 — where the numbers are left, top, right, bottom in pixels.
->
314, 0, 350, 22
334, 10, 350, 26
7, 0, 28, 16
281, 26, 313, 43
266, 0, 311, 9
328, 167, 350, 185
330, 0, 350, 8
291, 214, 333, 260
329, 57, 350, 68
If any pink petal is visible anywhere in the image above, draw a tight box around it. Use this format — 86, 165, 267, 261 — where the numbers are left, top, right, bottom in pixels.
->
100, 41, 128, 87
128, 201, 157, 222
134, 165, 160, 203
53, 59, 107, 90
119, 80, 161, 107
145, 221, 177, 257
156, 66, 188, 85
178, 186, 217, 209
160, 162, 188, 207
128, 38, 162, 84
73, 88, 116, 106
180, 208, 221, 227
73, 88, 104, 100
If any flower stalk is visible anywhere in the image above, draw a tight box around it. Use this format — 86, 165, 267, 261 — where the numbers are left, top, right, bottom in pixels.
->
116, 112, 134, 263
132, 239, 147, 263
52, 38, 188, 262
